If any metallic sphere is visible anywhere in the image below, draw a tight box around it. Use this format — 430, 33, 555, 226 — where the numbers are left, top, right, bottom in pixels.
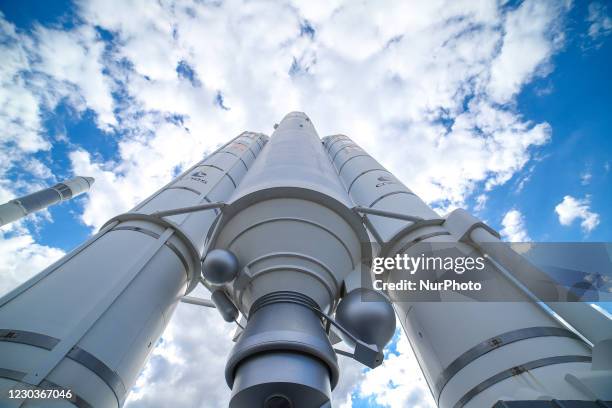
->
202, 249, 240, 285
335, 288, 396, 349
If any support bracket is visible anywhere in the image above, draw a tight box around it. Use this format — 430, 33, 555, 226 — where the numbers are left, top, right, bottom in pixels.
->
353, 206, 423, 222
180, 296, 216, 308
152, 202, 226, 218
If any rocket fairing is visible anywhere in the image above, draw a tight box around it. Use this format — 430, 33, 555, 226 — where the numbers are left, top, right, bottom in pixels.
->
0, 176, 95, 227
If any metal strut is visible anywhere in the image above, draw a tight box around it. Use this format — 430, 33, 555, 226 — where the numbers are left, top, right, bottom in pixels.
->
153, 202, 226, 218
353, 206, 423, 222
180, 296, 215, 308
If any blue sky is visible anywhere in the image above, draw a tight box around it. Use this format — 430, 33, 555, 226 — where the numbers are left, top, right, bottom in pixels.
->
474, 1, 612, 243
0, 1, 611, 407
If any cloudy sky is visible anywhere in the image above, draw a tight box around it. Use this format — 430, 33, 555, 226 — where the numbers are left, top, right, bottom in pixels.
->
0, 0, 611, 407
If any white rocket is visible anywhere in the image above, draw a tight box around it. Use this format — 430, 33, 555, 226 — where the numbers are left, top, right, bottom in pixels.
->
0, 177, 95, 227
322, 133, 612, 408
0, 113, 609, 408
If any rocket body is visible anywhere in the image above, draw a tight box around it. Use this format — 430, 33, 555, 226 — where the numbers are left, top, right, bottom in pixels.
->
207, 113, 371, 407
322, 134, 609, 407
0, 177, 95, 227
0, 133, 267, 407
0, 114, 609, 407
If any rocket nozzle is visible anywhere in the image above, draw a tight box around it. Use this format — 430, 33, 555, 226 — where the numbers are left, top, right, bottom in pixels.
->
225, 292, 338, 408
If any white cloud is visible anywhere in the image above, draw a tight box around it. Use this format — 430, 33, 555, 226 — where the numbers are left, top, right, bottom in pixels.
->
32, 24, 117, 129
0, 14, 116, 184
0, 230, 65, 297
0, 16, 50, 175
555, 195, 600, 233
515, 164, 537, 193
474, 194, 488, 212
350, 330, 435, 408
500, 209, 531, 242
22, 158, 54, 180
587, 2, 612, 40
488, 0, 567, 103
580, 170, 592, 185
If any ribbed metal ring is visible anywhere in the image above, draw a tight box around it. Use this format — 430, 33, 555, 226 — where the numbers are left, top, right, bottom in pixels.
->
249, 291, 321, 319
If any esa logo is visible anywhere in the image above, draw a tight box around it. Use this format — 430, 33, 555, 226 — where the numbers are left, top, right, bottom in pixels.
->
376, 175, 396, 187
191, 171, 208, 184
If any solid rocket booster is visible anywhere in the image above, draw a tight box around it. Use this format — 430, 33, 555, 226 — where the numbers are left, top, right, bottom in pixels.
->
322, 134, 607, 407
0, 132, 267, 407
0, 177, 95, 227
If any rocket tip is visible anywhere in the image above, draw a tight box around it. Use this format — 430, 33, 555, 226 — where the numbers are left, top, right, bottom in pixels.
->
286, 111, 308, 118
83, 177, 95, 187
279, 111, 311, 125
274, 111, 314, 133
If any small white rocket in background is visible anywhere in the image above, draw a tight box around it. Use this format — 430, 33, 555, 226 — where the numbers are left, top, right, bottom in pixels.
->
0, 176, 95, 227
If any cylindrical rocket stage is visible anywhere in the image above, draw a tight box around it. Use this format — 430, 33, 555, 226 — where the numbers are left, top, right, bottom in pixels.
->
0, 176, 95, 227
321, 134, 599, 408
0, 133, 268, 407
206, 112, 370, 406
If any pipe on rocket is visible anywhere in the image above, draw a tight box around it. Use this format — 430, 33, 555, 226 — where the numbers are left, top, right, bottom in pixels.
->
322, 134, 600, 408
0, 132, 267, 407
0, 177, 95, 227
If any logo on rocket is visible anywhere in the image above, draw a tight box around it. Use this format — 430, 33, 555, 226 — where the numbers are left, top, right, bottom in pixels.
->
191, 170, 208, 184
376, 175, 396, 187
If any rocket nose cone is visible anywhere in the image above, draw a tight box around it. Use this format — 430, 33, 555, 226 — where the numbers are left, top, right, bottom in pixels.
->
281, 111, 310, 121
276, 112, 313, 133
84, 177, 95, 187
